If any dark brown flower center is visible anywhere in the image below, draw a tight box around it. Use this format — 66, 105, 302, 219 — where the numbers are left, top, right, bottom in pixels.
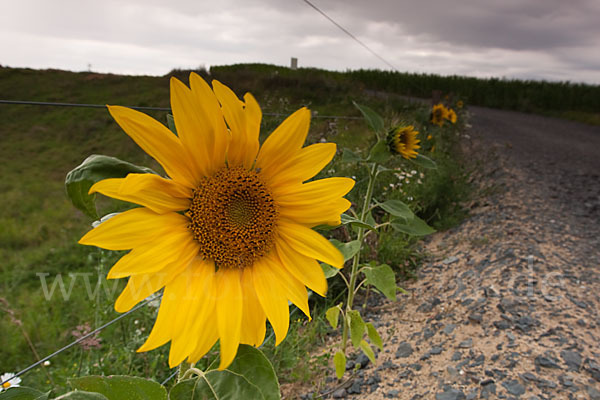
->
188, 166, 277, 269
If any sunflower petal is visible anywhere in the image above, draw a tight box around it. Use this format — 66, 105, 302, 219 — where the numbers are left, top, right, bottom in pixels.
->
252, 260, 290, 345
240, 268, 266, 347
257, 108, 310, 178
216, 268, 243, 370
212, 80, 247, 167
107, 105, 196, 187
276, 240, 327, 297
279, 198, 351, 227
107, 230, 198, 279
79, 208, 188, 250
243, 92, 262, 167
278, 220, 344, 268
266, 256, 311, 319
89, 174, 191, 214
189, 72, 229, 170
275, 177, 355, 206
268, 143, 336, 187
170, 77, 214, 179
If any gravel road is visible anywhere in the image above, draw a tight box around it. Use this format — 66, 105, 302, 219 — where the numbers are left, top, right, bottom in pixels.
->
292, 107, 600, 400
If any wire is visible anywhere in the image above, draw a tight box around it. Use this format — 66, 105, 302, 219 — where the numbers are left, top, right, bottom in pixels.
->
0, 294, 162, 388
0, 99, 362, 120
301, 0, 398, 71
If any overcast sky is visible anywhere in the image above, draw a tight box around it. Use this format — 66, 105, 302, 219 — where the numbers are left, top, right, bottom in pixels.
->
1, 0, 599, 84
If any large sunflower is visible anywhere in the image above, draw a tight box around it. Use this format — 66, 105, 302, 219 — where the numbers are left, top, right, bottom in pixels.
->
79, 72, 354, 369
387, 125, 420, 159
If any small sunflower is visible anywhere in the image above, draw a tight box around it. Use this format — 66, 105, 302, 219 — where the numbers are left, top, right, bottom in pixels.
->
387, 125, 420, 159
79, 72, 354, 369
431, 103, 448, 127
446, 108, 457, 124
456, 100, 464, 109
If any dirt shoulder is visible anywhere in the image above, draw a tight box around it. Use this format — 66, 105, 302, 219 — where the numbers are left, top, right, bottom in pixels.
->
291, 107, 600, 399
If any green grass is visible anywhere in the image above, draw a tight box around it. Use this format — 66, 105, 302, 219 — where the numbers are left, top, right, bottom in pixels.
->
0, 64, 473, 393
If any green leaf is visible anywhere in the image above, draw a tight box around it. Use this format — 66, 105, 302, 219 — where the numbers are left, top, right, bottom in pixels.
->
55, 391, 108, 400
340, 214, 376, 232
347, 310, 365, 348
411, 154, 437, 169
333, 351, 347, 379
169, 372, 265, 400
359, 340, 376, 364
326, 305, 341, 329
353, 102, 385, 138
367, 140, 390, 164
378, 199, 415, 220
330, 239, 360, 262
65, 155, 156, 219
0, 387, 50, 400
391, 215, 436, 236
320, 262, 339, 279
366, 323, 383, 350
215, 345, 280, 400
362, 264, 396, 301
365, 211, 376, 228
166, 114, 177, 135
341, 148, 362, 163
69, 376, 166, 400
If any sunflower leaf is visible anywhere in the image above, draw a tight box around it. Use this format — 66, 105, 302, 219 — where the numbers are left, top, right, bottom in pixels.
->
366, 322, 383, 351
341, 148, 363, 163
326, 304, 342, 329
367, 140, 390, 164
320, 262, 339, 279
359, 340, 376, 365
65, 155, 156, 219
333, 351, 347, 379
0, 387, 51, 400
347, 310, 365, 348
362, 263, 396, 301
340, 214, 377, 232
353, 102, 385, 139
411, 154, 437, 169
390, 215, 436, 236
377, 199, 414, 220
68, 375, 166, 400
54, 391, 109, 400
329, 239, 361, 261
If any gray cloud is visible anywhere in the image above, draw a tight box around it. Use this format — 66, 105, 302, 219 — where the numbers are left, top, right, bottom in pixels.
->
0, 0, 598, 83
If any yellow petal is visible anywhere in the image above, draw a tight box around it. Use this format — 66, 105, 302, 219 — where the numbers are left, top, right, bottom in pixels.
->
89, 174, 191, 214
275, 177, 355, 207
79, 208, 188, 250
240, 268, 266, 347
279, 198, 351, 227
266, 256, 311, 319
170, 77, 214, 179
252, 260, 290, 345
188, 72, 229, 170
188, 322, 219, 364
277, 220, 344, 268
276, 239, 327, 297
107, 105, 196, 187
256, 108, 310, 178
212, 80, 248, 167
177, 259, 217, 358
114, 257, 189, 313
136, 261, 206, 352
243, 92, 262, 167
107, 230, 198, 279
268, 143, 336, 188
215, 267, 243, 369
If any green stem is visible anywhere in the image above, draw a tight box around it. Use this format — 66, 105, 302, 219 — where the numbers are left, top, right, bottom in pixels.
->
177, 362, 195, 382
341, 162, 378, 354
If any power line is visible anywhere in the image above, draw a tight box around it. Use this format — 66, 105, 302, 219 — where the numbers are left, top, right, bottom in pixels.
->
0, 294, 162, 388
0, 99, 362, 120
301, 0, 398, 71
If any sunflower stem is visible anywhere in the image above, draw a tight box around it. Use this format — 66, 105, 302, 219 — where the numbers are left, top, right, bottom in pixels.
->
177, 362, 195, 382
342, 162, 378, 354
